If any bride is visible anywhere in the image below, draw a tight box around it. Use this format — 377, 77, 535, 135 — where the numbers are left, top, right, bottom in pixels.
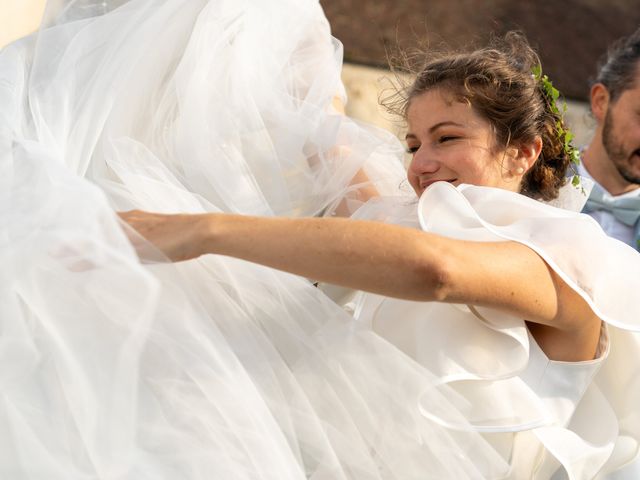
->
1, 1, 500, 478
120, 29, 640, 480
2, 0, 640, 478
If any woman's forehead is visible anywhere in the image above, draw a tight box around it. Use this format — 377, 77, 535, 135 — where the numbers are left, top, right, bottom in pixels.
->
407, 90, 486, 130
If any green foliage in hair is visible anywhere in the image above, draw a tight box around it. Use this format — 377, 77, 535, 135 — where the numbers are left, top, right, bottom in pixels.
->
532, 65, 582, 189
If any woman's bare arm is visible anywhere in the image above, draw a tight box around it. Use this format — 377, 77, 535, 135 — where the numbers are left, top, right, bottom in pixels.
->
119, 211, 599, 337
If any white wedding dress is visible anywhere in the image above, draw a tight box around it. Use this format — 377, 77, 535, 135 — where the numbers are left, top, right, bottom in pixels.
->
347, 185, 640, 479
1, 1, 640, 479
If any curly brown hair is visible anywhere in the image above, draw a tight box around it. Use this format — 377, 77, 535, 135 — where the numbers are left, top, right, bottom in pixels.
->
385, 32, 571, 201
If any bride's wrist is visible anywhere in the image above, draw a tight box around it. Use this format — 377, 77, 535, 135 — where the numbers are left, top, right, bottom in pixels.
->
201, 213, 223, 256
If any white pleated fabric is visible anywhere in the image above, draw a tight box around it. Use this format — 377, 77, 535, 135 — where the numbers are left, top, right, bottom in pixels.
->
350, 183, 640, 479
0, 1, 511, 479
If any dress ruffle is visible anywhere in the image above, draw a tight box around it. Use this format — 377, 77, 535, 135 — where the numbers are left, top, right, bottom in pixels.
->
351, 183, 640, 479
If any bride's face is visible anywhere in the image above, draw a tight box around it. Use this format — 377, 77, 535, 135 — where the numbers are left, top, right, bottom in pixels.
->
405, 89, 520, 197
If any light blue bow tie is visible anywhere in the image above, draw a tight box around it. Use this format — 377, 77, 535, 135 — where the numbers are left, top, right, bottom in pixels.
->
583, 183, 640, 250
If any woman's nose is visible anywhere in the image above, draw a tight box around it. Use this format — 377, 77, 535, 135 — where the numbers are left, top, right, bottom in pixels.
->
409, 149, 440, 175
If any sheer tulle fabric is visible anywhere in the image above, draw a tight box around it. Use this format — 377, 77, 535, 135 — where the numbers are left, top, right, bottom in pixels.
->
1, 1, 508, 478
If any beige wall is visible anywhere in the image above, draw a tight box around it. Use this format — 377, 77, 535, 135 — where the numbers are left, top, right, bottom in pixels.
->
0, 0, 46, 48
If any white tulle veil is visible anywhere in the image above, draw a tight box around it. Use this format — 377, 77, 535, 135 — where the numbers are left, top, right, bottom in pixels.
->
0, 1, 511, 478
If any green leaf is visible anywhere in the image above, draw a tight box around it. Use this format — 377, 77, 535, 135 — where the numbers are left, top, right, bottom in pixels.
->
531, 65, 580, 176
565, 131, 574, 143
571, 149, 581, 165
532, 64, 542, 78
572, 175, 580, 187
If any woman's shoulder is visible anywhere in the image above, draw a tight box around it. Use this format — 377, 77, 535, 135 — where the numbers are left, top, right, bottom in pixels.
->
418, 182, 640, 332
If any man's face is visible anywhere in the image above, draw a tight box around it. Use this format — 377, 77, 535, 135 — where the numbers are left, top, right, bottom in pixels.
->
602, 80, 640, 185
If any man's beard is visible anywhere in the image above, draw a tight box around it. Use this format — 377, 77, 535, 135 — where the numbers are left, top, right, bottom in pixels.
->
602, 109, 640, 185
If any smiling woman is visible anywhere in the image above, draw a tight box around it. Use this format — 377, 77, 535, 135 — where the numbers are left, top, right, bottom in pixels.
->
120, 32, 640, 479
398, 33, 570, 201
3, 1, 640, 478
404, 90, 535, 195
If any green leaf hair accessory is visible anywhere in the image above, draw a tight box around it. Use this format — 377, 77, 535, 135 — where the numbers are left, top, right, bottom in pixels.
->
532, 64, 582, 190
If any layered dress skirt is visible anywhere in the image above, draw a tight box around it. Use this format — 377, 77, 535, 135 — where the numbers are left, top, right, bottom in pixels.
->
2, 1, 640, 478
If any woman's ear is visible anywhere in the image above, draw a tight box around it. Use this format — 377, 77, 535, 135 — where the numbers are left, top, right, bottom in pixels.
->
505, 136, 542, 177
518, 136, 543, 173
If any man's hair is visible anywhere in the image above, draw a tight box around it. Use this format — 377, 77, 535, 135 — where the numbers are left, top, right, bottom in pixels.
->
593, 28, 640, 102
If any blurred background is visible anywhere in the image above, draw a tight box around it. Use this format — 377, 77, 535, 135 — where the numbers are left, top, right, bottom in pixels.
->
2, 0, 640, 146
0, 0, 46, 49
320, 0, 640, 145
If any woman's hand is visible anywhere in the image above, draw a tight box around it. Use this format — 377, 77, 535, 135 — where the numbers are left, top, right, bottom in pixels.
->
118, 210, 211, 262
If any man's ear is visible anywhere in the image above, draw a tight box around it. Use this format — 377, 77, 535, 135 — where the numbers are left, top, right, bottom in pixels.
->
590, 83, 610, 123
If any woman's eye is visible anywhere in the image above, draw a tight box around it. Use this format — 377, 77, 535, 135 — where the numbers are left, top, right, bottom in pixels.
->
406, 146, 419, 154
438, 136, 459, 143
